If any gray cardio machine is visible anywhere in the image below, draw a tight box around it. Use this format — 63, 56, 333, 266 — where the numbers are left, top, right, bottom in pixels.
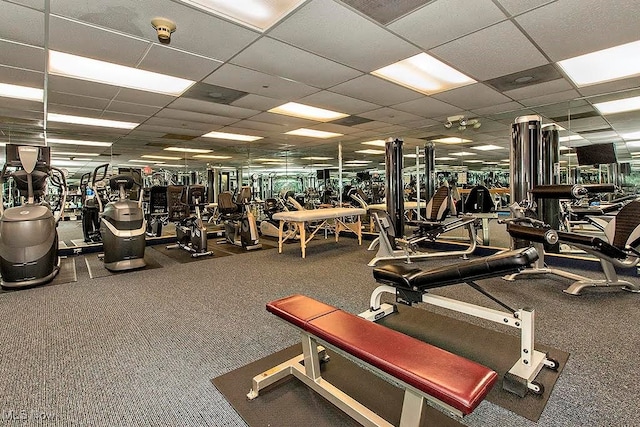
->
0, 144, 66, 289
97, 171, 147, 271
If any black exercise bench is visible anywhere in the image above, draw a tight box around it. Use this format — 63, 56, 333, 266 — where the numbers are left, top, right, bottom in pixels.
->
361, 247, 559, 397
248, 294, 498, 426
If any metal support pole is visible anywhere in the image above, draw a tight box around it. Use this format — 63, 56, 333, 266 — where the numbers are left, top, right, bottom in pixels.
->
424, 142, 435, 202
385, 138, 404, 237
415, 145, 421, 221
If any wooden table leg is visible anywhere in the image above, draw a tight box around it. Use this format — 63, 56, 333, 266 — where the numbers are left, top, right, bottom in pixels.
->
278, 220, 284, 253
299, 221, 306, 258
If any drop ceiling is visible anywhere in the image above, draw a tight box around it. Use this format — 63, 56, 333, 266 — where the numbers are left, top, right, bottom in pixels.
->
1, 0, 640, 179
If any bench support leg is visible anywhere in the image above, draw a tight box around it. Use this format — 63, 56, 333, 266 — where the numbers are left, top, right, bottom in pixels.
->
360, 287, 559, 398
399, 389, 424, 427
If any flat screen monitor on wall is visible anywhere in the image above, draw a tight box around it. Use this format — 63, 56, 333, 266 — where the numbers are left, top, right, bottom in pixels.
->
575, 143, 617, 166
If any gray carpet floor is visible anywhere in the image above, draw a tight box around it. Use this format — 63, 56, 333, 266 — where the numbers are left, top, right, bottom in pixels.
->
0, 234, 639, 426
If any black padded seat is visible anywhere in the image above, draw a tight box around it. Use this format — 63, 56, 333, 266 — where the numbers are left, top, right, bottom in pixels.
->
556, 231, 627, 260
373, 247, 538, 291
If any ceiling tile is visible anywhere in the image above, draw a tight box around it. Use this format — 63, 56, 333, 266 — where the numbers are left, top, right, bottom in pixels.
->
389, 0, 506, 50
138, 44, 222, 81
106, 101, 162, 117
113, 88, 175, 107
49, 15, 151, 66
359, 107, 426, 125
519, 89, 581, 107
203, 63, 319, 100
494, 0, 555, 15
217, 120, 286, 133
392, 96, 460, 117
144, 117, 214, 132
432, 84, 512, 110
51, 0, 260, 61
0, 65, 43, 87
231, 36, 362, 89
431, 20, 549, 80
504, 78, 574, 100
48, 92, 111, 110
0, 40, 44, 72
470, 101, 525, 117
133, 124, 204, 136
298, 91, 379, 115
517, 0, 640, 61
48, 75, 120, 99
230, 94, 285, 111
154, 108, 237, 126
577, 78, 640, 98
169, 97, 259, 119
248, 112, 316, 128
269, 0, 420, 72
0, 2, 44, 46
330, 75, 422, 106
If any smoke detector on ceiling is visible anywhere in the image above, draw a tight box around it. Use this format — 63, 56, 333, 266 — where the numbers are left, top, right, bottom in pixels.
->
151, 17, 176, 44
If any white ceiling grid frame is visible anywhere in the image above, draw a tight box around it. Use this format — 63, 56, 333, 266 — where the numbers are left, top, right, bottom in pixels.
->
330, 74, 423, 106
519, 89, 581, 107
203, 63, 320, 99
494, 0, 557, 16
49, 0, 261, 62
230, 36, 363, 89
137, 44, 223, 81
391, 95, 465, 117
169, 97, 261, 119
154, 108, 239, 125
388, 0, 507, 50
0, 64, 44, 88
503, 78, 573, 101
230, 93, 287, 112
299, 90, 379, 115
0, 1, 45, 46
515, 0, 640, 61
432, 83, 513, 110
430, 20, 549, 81
0, 40, 45, 73
359, 107, 427, 125
106, 101, 163, 117
268, 0, 421, 72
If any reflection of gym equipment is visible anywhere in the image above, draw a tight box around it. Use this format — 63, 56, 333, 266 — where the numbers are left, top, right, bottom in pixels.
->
146, 185, 168, 237
217, 187, 262, 251
98, 173, 147, 271
0, 145, 66, 289
166, 185, 213, 257
504, 198, 640, 295
368, 186, 478, 266
259, 198, 298, 240
361, 246, 559, 397
81, 164, 108, 243
463, 185, 494, 213
249, 294, 498, 424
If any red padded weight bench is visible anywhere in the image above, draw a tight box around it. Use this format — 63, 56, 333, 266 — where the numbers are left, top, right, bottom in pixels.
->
247, 294, 497, 427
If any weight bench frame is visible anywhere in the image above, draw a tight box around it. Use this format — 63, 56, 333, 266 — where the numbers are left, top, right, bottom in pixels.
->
360, 248, 559, 397
249, 295, 497, 426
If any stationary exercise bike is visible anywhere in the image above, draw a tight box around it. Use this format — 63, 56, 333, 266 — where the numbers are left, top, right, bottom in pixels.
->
97, 171, 147, 271
218, 187, 262, 250
0, 144, 66, 289
166, 184, 213, 257
259, 197, 299, 240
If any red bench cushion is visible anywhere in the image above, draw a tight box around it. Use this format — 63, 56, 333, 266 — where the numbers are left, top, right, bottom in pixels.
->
267, 294, 497, 415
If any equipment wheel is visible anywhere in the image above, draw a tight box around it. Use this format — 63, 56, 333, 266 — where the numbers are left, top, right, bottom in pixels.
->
529, 381, 544, 395
545, 358, 560, 371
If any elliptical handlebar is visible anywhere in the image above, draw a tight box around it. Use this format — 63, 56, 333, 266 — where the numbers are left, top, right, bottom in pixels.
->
90, 163, 110, 213
49, 167, 67, 223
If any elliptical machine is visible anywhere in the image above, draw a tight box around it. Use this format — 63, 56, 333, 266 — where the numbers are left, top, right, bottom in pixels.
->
218, 186, 262, 250
259, 197, 298, 240
80, 163, 108, 243
0, 144, 66, 289
166, 184, 213, 257
97, 170, 146, 271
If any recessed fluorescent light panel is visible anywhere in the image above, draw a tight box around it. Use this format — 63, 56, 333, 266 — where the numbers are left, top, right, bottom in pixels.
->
164, 147, 212, 154
269, 102, 348, 122
47, 113, 138, 130
623, 131, 640, 140
176, 0, 305, 32
201, 131, 263, 141
53, 152, 100, 156
450, 151, 475, 156
192, 154, 232, 159
355, 149, 385, 155
472, 144, 503, 151
285, 128, 343, 139
49, 51, 195, 96
301, 156, 333, 161
594, 96, 640, 115
372, 53, 476, 95
435, 156, 456, 161
361, 140, 386, 147
558, 40, 640, 86
47, 137, 113, 147
464, 160, 484, 163
559, 135, 584, 142
141, 155, 182, 160
0, 82, 43, 102
431, 137, 472, 144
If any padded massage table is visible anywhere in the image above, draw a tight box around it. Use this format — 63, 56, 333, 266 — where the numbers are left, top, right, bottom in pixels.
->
272, 207, 366, 258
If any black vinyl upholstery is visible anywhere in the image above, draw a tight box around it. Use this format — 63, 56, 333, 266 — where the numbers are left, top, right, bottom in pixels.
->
464, 185, 493, 213
373, 247, 538, 290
